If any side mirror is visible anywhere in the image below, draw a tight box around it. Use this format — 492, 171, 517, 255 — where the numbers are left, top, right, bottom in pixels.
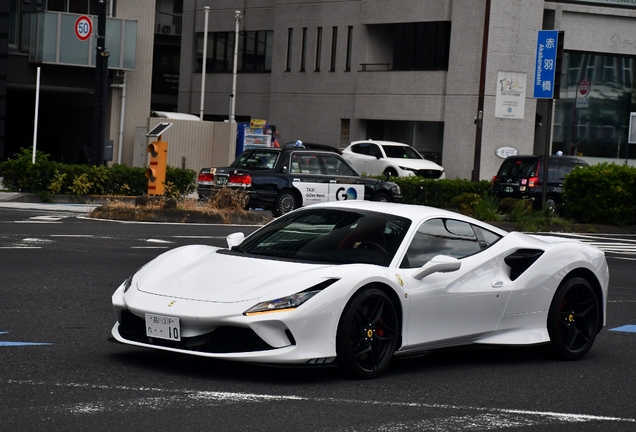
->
411, 255, 461, 280
226, 232, 245, 249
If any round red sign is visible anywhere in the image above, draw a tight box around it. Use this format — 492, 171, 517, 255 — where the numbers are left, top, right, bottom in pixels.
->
75, 15, 93, 41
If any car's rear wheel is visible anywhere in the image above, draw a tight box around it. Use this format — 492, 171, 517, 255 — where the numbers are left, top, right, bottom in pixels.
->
547, 277, 599, 360
336, 288, 399, 379
273, 189, 298, 216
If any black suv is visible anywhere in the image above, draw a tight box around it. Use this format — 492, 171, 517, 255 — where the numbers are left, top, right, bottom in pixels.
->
491, 155, 589, 210
197, 147, 403, 216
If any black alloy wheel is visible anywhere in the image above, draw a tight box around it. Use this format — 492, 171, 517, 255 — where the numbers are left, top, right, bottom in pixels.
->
336, 288, 399, 379
273, 189, 298, 216
547, 277, 600, 360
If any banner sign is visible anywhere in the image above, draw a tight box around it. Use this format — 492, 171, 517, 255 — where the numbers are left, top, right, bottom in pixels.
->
533, 30, 559, 99
495, 71, 526, 119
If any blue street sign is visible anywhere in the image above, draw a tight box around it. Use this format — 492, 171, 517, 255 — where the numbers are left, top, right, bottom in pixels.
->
533, 30, 559, 99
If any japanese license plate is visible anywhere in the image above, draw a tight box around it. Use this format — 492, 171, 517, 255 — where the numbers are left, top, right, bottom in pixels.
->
215, 176, 228, 186
504, 186, 514, 193
145, 314, 181, 341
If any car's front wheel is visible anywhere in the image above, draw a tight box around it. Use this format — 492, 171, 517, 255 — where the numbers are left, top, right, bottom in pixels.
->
273, 189, 298, 216
547, 276, 600, 360
384, 168, 398, 178
336, 288, 399, 379
371, 192, 391, 202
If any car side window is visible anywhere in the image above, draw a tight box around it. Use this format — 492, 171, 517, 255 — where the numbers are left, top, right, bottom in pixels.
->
321, 155, 357, 176
352, 144, 370, 156
291, 153, 324, 174
369, 144, 383, 158
400, 218, 481, 268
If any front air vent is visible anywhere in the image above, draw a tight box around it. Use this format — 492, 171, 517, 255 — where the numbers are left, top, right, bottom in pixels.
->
504, 249, 544, 281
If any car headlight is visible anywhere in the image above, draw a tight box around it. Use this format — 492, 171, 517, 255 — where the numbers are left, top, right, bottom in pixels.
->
243, 279, 339, 316
391, 184, 401, 195
122, 267, 143, 293
398, 166, 415, 172
244, 290, 321, 316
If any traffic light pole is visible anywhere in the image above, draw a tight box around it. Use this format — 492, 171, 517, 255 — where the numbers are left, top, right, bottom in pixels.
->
91, 0, 109, 166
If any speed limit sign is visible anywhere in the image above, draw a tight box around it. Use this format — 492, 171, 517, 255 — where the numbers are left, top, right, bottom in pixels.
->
75, 15, 93, 41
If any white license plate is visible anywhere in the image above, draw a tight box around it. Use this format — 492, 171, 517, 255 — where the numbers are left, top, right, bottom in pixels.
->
145, 314, 181, 341
504, 186, 514, 193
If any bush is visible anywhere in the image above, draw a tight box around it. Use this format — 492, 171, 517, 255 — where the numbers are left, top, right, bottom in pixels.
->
0, 147, 197, 197
393, 178, 492, 208
563, 163, 636, 225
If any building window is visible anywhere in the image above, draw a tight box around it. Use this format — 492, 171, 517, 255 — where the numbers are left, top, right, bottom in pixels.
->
300, 27, 307, 72
286, 28, 293, 72
9, 0, 19, 47
196, 30, 273, 73
345, 26, 353, 72
315, 27, 322, 72
330, 26, 338, 72
46, 0, 109, 14
393, 22, 451, 71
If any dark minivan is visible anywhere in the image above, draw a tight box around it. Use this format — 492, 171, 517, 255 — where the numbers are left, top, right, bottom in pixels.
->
491, 155, 589, 210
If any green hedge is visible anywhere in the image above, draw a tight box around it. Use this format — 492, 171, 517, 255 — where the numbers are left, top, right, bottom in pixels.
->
563, 162, 636, 225
0, 148, 196, 197
392, 177, 492, 208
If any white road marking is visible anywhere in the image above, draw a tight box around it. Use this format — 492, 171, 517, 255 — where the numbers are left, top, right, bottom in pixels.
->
29, 215, 66, 221
5, 379, 635, 429
172, 236, 227, 239
130, 246, 170, 249
14, 221, 62, 224
146, 239, 172, 243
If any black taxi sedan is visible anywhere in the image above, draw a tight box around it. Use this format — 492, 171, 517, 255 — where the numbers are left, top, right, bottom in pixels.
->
197, 147, 403, 216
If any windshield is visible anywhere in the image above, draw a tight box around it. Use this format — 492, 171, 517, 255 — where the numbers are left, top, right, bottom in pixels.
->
230, 150, 279, 170
234, 208, 411, 266
496, 158, 539, 181
382, 145, 423, 159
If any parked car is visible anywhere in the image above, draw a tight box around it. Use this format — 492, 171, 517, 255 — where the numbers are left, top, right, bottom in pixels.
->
111, 200, 608, 379
491, 154, 589, 211
342, 140, 445, 178
197, 146, 403, 216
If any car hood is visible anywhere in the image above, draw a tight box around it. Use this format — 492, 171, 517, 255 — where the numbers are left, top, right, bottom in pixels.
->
389, 158, 443, 171
135, 245, 331, 303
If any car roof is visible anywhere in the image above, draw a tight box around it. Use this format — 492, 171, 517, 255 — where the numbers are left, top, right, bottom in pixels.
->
350, 140, 411, 147
304, 201, 509, 235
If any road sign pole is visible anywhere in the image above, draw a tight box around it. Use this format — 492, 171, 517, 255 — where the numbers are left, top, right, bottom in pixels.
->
91, 0, 108, 166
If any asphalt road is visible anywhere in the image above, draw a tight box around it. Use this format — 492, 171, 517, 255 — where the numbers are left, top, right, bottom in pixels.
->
1, 205, 635, 431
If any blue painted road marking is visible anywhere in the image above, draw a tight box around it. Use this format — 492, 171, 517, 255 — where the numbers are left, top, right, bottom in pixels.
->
0, 331, 52, 346
609, 325, 636, 333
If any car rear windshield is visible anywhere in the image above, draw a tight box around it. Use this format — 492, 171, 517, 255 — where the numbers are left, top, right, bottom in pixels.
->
231, 150, 279, 170
496, 158, 539, 181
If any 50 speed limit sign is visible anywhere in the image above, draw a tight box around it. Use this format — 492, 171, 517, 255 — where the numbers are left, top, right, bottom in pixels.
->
75, 15, 93, 41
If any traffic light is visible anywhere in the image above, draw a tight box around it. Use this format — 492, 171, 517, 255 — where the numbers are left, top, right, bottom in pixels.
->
553, 30, 564, 99
146, 140, 168, 195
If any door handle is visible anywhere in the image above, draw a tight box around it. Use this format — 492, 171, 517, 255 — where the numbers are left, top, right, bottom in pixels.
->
491, 280, 504, 288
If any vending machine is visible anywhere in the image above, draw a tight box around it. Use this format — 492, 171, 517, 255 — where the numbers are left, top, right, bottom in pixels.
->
235, 120, 272, 157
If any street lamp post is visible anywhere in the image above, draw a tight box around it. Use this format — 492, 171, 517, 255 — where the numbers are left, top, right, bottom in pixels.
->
230, 10, 242, 123
199, 6, 210, 120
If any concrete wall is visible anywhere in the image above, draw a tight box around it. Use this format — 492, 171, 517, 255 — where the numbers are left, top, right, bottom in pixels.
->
147, 118, 237, 172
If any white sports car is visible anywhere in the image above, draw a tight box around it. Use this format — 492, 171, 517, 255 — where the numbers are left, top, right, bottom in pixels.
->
342, 140, 445, 178
111, 201, 608, 379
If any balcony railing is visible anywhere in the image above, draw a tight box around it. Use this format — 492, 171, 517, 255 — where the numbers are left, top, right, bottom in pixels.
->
155, 11, 182, 36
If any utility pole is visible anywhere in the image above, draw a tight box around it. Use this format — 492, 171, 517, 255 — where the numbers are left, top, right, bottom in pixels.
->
91, 0, 109, 165
230, 10, 242, 123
